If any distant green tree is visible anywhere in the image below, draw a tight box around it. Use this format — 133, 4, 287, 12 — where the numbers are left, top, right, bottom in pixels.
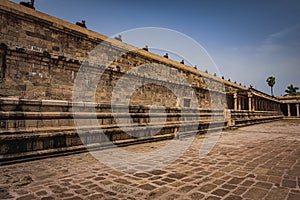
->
285, 84, 299, 96
266, 76, 276, 96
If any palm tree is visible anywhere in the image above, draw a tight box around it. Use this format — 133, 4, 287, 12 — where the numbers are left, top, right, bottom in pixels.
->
266, 76, 276, 96
285, 84, 299, 96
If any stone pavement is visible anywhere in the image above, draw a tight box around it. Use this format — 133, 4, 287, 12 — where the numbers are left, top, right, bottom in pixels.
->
0, 120, 300, 200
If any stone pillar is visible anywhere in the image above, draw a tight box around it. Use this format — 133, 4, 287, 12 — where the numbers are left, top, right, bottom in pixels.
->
296, 104, 299, 117
287, 103, 291, 117
238, 97, 242, 110
234, 93, 238, 111
259, 99, 262, 111
255, 98, 258, 111
248, 93, 253, 111
271, 102, 274, 111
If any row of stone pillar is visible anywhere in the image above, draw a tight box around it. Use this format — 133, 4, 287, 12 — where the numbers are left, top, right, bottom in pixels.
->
287, 103, 300, 117
233, 93, 251, 111
233, 92, 279, 112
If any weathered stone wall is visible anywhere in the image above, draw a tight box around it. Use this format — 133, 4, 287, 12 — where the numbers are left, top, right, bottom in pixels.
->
0, 1, 230, 109
0, 1, 283, 112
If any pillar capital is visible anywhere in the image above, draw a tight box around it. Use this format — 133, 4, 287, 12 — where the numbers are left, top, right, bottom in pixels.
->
233, 93, 238, 99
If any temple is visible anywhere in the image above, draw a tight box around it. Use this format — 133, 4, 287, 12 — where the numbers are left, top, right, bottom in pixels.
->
0, 0, 298, 162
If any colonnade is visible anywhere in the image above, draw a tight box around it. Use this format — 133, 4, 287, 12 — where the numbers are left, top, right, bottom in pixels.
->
286, 103, 300, 117
232, 91, 280, 112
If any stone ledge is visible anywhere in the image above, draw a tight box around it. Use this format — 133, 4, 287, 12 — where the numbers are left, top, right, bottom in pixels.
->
0, 111, 224, 119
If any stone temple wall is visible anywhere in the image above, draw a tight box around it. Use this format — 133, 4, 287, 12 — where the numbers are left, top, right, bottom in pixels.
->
0, 1, 283, 162
0, 0, 234, 109
0, 1, 283, 111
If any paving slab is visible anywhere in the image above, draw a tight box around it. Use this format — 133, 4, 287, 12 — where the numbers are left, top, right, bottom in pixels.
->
0, 120, 299, 199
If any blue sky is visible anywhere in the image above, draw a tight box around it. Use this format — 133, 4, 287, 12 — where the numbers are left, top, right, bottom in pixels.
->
12, 0, 300, 96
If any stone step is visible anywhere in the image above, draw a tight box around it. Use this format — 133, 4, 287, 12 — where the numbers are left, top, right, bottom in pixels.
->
0, 121, 226, 163
0, 119, 225, 135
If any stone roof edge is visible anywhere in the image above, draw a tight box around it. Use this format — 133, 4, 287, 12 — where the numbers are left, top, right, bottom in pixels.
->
249, 88, 281, 102
277, 95, 300, 99
277, 95, 300, 101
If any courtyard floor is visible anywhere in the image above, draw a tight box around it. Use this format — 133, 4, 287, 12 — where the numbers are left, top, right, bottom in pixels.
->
0, 120, 300, 200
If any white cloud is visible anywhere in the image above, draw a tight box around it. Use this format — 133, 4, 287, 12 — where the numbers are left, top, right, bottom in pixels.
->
257, 24, 300, 54
214, 24, 300, 96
